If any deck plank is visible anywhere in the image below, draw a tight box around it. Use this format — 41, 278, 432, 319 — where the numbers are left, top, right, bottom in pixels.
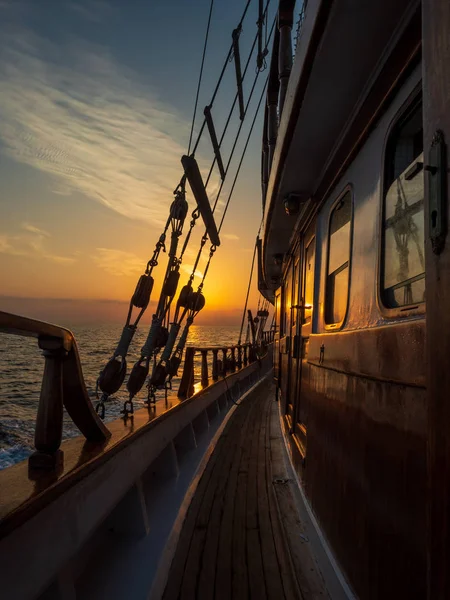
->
166, 402, 252, 600
163, 431, 230, 600
197, 402, 254, 598
258, 398, 286, 598
215, 399, 254, 600
163, 382, 305, 600
231, 398, 254, 600
266, 401, 303, 600
246, 399, 267, 600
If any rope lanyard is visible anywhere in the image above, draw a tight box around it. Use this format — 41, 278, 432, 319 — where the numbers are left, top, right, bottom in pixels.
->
156, 69, 270, 394
162, 69, 269, 375
96, 186, 190, 417
203, 0, 274, 190
238, 238, 258, 346
95, 210, 173, 415
96, 0, 276, 417
187, 0, 214, 154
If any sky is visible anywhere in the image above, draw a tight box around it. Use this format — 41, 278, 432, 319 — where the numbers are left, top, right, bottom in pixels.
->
0, 0, 276, 326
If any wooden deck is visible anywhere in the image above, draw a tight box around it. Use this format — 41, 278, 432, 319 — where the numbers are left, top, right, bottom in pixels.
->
162, 383, 328, 600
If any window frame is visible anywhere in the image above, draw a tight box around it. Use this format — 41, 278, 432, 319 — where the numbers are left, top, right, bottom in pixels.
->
324, 185, 354, 331
378, 86, 425, 318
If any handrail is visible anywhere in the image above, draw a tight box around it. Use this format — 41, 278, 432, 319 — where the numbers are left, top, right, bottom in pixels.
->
0, 311, 274, 472
178, 337, 273, 400
0, 311, 73, 350
0, 311, 110, 470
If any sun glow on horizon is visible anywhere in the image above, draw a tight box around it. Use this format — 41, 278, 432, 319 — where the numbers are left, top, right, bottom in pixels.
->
0, 0, 267, 322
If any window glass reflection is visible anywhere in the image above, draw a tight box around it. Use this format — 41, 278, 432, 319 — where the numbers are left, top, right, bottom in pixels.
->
325, 191, 351, 325
303, 238, 315, 325
383, 99, 424, 307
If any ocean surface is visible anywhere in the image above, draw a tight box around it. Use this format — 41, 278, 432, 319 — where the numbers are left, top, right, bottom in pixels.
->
0, 324, 241, 470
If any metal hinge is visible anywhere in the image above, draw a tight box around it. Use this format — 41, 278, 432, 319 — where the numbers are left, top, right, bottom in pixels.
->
427, 130, 447, 255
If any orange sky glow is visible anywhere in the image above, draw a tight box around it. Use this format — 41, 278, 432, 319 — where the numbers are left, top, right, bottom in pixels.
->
0, 0, 270, 328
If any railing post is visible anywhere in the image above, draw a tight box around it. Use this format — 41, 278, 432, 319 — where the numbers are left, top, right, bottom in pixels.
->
201, 349, 209, 387
237, 344, 242, 369
222, 348, 228, 377
212, 349, 219, 381
178, 347, 195, 399
230, 347, 236, 372
243, 345, 248, 366
29, 336, 66, 470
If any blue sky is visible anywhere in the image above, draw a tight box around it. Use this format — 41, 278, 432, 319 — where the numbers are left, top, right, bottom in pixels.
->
0, 0, 277, 323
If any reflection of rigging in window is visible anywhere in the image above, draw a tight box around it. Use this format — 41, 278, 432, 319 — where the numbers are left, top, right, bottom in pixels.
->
387, 176, 424, 305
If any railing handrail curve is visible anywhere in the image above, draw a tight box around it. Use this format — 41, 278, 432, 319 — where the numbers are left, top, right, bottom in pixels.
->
0, 310, 110, 471
0, 311, 73, 350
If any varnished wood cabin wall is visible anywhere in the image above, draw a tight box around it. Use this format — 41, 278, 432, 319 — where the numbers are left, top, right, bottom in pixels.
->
278, 63, 427, 599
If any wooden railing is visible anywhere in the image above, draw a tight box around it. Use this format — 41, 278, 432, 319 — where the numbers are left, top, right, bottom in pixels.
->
178, 342, 257, 399
0, 311, 110, 470
262, 329, 275, 344
0, 310, 274, 472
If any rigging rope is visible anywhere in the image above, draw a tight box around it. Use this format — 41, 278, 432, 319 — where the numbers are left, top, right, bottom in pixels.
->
203, 0, 273, 189
238, 237, 258, 346
95, 211, 174, 417
96, 0, 275, 415
187, 0, 215, 155
217, 77, 269, 230
190, 0, 268, 158
167, 29, 273, 332
151, 71, 270, 398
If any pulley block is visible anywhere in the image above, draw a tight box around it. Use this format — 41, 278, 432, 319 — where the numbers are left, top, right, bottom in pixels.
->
177, 284, 193, 308
127, 359, 149, 397
156, 326, 169, 348
170, 195, 189, 222
98, 356, 127, 395
132, 274, 154, 308
189, 291, 206, 312
163, 270, 180, 297
257, 309, 269, 318
150, 363, 167, 389
167, 354, 182, 376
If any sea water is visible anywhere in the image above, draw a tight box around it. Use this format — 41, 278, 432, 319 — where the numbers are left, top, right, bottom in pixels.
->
0, 324, 241, 470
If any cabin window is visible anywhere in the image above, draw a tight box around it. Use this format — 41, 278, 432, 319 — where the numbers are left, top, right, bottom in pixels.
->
325, 190, 352, 326
382, 98, 424, 308
303, 237, 315, 327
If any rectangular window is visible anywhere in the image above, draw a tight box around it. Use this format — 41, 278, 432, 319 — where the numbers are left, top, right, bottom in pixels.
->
382, 98, 424, 308
325, 190, 352, 326
303, 237, 315, 327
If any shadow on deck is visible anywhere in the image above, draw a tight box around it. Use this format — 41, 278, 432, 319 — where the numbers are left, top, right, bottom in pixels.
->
160, 383, 329, 600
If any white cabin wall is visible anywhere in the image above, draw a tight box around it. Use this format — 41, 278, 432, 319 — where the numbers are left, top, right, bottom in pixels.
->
315, 64, 422, 333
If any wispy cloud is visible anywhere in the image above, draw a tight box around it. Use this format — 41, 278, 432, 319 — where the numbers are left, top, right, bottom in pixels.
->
93, 248, 144, 277
181, 264, 204, 279
67, 0, 116, 23
222, 233, 239, 241
0, 223, 76, 264
0, 235, 13, 253
0, 26, 191, 226
22, 222, 50, 237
